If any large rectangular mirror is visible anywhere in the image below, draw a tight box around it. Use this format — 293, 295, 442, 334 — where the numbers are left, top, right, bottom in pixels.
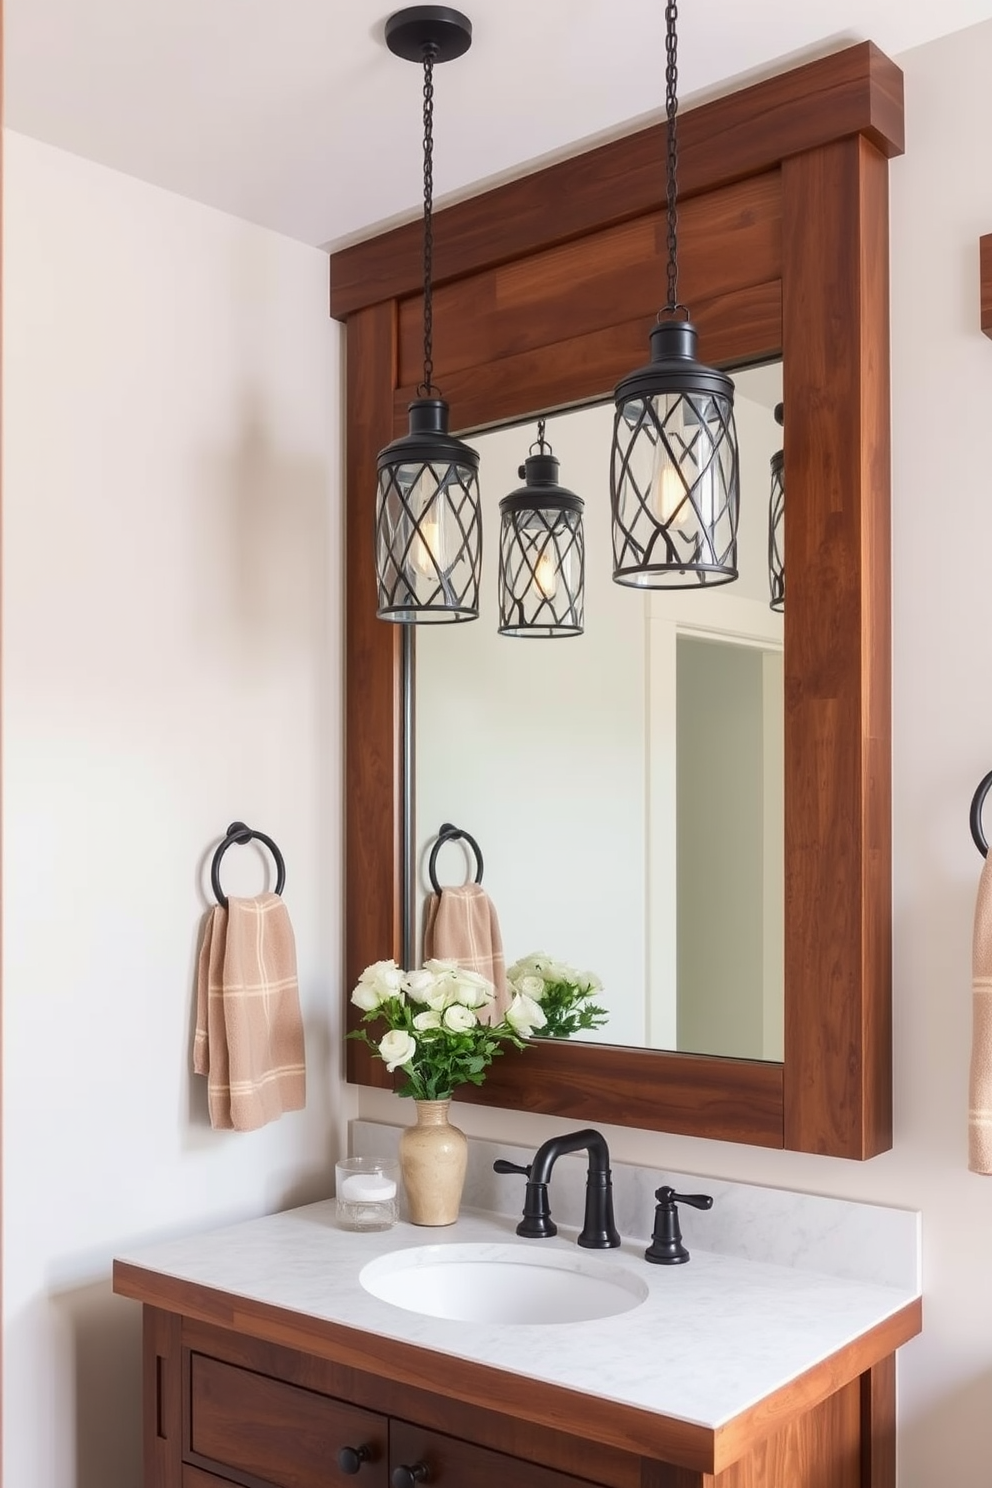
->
333, 42, 902, 1158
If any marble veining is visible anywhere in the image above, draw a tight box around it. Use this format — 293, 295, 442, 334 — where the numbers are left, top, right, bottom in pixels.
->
117, 1181, 921, 1431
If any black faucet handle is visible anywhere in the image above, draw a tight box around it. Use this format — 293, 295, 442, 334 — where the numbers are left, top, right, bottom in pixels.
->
667, 1188, 714, 1212
493, 1159, 531, 1177
645, 1185, 713, 1265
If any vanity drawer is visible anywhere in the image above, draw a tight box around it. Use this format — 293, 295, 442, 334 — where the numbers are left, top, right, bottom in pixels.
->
188, 1353, 389, 1488
390, 1420, 607, 1488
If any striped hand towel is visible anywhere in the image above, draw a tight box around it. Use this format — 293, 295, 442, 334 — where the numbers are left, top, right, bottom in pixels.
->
969, 852, 992, 1172
193, 893, 306, 1132
423, 882, 509, 1022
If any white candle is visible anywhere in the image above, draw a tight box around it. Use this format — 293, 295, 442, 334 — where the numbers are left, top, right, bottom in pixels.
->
340, 1172, 397, 1202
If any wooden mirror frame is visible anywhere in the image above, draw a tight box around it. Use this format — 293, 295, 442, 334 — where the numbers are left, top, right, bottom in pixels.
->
331, 42, 903, 1159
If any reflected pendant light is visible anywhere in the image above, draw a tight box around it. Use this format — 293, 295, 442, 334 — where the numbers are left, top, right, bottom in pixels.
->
768, 401, 785, 612
610, 2, 740, 589
375, 7, 481, 624
498, 420, 585, 638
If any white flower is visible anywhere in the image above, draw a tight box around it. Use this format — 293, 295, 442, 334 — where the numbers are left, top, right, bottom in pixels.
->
515, 973, 547, 1002
452, 969, 495, 1008
403, 968, 436, 1003
378, 1029, 417, 1071
352, 958, 404, 1010
443, 1003, 478, 1033
412, 1009, 442, 1032
506, 991, 547, 1038
576, 970, 602, 995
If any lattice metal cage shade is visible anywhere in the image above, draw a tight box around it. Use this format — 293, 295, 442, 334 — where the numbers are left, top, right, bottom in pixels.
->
498, 452, 584, 638
611, 322, 739, 589
768, 444, 784, 613
375, 398, 481, 623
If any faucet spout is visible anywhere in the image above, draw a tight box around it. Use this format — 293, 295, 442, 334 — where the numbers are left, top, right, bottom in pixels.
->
495, 1128, 620, 1248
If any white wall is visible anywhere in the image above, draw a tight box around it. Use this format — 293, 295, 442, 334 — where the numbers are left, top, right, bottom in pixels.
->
362, 18, 992, 1484
2, 132, 351, 1487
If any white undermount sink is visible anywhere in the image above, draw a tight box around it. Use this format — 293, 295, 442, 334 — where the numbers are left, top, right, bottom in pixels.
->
359, 1242, 649, 1325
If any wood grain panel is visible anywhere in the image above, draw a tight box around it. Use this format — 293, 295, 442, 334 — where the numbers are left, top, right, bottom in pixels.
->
717, 1380, 860, 1487
454, 1039, 784, 1147
182, 1317, 644, 1488
345, 302, 401, 1089
187, 1352, 388, 1488
780, 136, 892, 1158
397, 173, 781, 387
394, 283, 783, 439
144, 1306, 182, 1488
860, 1356, 896, 1488
981, 235, 992, 339
329, 43, 902, 319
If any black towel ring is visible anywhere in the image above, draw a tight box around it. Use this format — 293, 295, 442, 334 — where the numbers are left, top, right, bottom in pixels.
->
971, 773, 992, 859
428, 822, 484, 896
210, 820, 286, 909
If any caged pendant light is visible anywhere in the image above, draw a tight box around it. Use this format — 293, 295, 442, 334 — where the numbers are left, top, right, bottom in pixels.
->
768, 402, 785, 612
375, 7, 481, 624
610, 2, 740, 589
498, 421, 585, 638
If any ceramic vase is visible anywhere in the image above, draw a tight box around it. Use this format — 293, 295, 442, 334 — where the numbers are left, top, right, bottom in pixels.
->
399, 1099, 468, 1226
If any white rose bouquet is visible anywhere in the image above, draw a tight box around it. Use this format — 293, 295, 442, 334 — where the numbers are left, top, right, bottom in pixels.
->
349, 958, 538, 1100
505, 953, 608, 1039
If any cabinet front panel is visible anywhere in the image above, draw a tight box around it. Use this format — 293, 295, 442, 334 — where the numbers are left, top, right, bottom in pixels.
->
189, 1353, 388, 1488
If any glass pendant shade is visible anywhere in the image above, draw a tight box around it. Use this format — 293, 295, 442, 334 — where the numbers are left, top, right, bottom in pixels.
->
498, 451, 585, 638
376, 397, 481, 623
611, 320, 739, 588
768, 402, 784, 612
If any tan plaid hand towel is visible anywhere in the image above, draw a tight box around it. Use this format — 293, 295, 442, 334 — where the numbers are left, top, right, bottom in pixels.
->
969, 852, 992, 1172
423, 882, 509, 1021
193, 893, 306, 1132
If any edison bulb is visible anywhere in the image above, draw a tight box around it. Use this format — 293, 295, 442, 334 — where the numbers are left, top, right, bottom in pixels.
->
649, 440, 687, 528
534, 546, 558, 601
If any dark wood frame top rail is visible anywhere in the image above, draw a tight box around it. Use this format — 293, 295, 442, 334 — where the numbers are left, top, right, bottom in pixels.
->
333, 40, 903, 1159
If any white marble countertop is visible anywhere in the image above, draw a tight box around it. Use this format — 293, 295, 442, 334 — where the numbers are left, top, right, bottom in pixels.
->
115, 1196, 920, 1431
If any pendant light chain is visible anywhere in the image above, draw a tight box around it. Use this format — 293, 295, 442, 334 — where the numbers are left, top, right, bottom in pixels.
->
419, 46, 438, 396
663, 0, 680, 316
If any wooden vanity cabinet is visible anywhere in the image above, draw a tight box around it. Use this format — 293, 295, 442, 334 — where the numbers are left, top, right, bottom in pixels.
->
137, 1294, 914, 1488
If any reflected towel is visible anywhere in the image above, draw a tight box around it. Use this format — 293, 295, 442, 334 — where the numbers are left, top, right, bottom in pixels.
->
423, 883, 509, 1022
969, 853, 992, 1172
193, 893, 306, 1132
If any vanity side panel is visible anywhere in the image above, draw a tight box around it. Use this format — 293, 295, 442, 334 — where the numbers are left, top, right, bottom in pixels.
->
860, 1357, 896, 1488
714, 1378, 861, 1488
781, 134, 892, 1159
144, 1305, 182, 1488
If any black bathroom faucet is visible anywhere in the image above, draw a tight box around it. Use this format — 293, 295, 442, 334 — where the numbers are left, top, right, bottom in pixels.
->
494, 1128, 620, 1248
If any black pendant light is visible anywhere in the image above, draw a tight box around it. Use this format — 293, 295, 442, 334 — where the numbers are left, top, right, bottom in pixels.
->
375, 7, 481, 624
610, 3, 740, 589
768, 401, 784, 612
498, 421, 585, 638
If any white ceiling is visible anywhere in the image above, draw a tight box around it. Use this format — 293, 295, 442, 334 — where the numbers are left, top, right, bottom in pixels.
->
6, 0, 992, 251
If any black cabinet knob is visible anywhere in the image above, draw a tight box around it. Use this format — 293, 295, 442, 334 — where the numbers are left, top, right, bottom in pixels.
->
338, 1445, 372, 1474
391, 1463, 430, 1488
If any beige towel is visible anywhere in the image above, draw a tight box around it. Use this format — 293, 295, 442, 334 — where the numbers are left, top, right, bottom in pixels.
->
423, 882, 509, 1021
193, 893, 306, 1132
969, 853, 992, 1172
